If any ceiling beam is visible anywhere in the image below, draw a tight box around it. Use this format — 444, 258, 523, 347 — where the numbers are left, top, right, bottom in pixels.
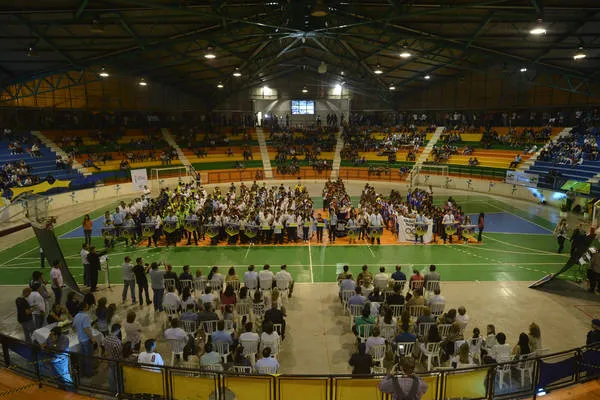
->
74, 0, 89, 20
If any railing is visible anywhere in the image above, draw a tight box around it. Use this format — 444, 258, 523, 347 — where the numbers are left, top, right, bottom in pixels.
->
1, 333, 599, 400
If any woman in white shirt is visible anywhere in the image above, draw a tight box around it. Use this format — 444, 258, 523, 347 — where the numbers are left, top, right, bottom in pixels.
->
123, 310, 143, 352
208, 266, 224, 292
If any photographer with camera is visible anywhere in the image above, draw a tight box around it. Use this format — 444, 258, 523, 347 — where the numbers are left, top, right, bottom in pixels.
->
378, 358, 428, 400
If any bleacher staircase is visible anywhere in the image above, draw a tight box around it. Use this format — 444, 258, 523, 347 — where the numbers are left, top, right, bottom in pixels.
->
410, 126, 445, 174
161, 128, 192, 172
31, 130, 91, 177
330, 130, 344, 180
518, 127, 572, 173
255, 128, 273, 179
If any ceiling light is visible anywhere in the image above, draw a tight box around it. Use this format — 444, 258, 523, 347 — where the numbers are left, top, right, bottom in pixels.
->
389, 84, 396, 91
374, 64, 383, 74
340, 71, 345, 76
233, 68, 242, 77
98, 68, 109, 78
204, 47, 216, 59
573, 46, 587, 60
302, 87, 308, 93
424, 75, 431, 80
399, 51, 412, 58
311, 0, 328, 17
217, 82, 224, 88
520, 67, 528, 72
26, 45, 38, 58
138, 78, 147, 86
530, 19, 546, 35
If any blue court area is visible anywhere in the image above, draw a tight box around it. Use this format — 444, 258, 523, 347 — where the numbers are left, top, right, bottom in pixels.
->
60, 211, 552, 239
468, 212, 551, 234
60, 216, 105, 239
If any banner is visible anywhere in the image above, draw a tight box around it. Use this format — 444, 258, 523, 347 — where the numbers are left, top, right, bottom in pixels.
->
131, 169, 148, 192
505, 170, 539, 187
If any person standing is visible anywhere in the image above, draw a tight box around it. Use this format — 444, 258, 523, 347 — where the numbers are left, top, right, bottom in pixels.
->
369, 209, 383, 245
553, 219, 568, 254
415, 212, 425, 244
50, 260, 64, 305
121, 256, 136, 304
132, 258, 152, 306
27, 283, 46, 329
101, 323, 123, 393
80, 244, 90, 287
442, 210, 455, 244
149, 263, 165, 312
477, 212, 485, 243
40, 247, 45, 269
73, 301, 97, 377
82, 214, 93, 246
87, 246, 104, 292
378, 358, 429, 400
16, 288, 34, 343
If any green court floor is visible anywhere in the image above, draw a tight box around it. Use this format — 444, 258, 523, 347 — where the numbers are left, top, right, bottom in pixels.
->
0, 195, 577, 286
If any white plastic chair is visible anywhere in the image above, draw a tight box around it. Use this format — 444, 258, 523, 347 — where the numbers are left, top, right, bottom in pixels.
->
349, 304, 363, 329
181, 320, 198, 336
420, 342, 441, 370
429, 303, 445, 316
395, 342, 415, 359
357, 324, 374, 343
256, 364, 278, 375
424, 280, 440, 297
514, 353, 535, 387
409, 280, 424, 292
496, 362, 512, 390
193, 278, 207, 295
230, 365, 253, 374
164, 278, 177, 290
469, 337, 483, 363
210, 279, 223, 293
164, 304, 179, 328
390, 304, 404, 318
180, 279, 193, 292
408, 305, 425, 319
369, 344, 386, 366
380, 324, 397, 343
241, 338, 259, 366
202, 320, 219, 335
341, 290, 354, 313
167, 339, 186, 366
371, 366, 386, 375
273, 323, 284, 337
229, 280, 241, 293
417, 322, 436, 340
252, 303, 265, 323
180, 360, 201, 377
438, 324, 452, 340
214, 342, 231, 364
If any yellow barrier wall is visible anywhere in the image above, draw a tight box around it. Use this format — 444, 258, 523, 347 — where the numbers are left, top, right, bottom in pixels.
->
422, 375, 438, 400
122, 365, 165, 396
278, 377, 329, 400
171, 374, 217, 400
224, 375, 273, 400
334, 378, 381, 400
444, 369, 488, 398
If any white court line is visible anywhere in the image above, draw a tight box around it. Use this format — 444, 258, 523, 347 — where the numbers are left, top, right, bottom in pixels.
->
367, 245, 375, 258
486, 200, 553, 233
0, 246, 39, 267
308, 242, 314, 283
482, 234, 561, 256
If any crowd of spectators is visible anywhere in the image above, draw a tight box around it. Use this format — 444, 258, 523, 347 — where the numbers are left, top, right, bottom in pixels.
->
270, 128, 335, 175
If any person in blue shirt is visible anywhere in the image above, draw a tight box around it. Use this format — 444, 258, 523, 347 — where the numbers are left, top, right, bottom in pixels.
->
391, 265, 407, 282
211, 320, 236, 349
328, 211, 338, 244
41, 326, 72, 385
72, 301, 97, 377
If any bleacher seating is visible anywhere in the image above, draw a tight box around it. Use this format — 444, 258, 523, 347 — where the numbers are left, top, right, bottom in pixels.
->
0, 132, 82, 197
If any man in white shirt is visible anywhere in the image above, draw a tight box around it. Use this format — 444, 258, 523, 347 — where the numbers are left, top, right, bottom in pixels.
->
373, 267, 389, 290
369, 211, 384, 244
50, 260, 64, 304
258, 264, 274, 290
244, 265, 258, 290
200, 286, 216, 306
27, 284, 46, 328
255, 347, 279, 373
275, 264, 294, 298
490, 332, 511, 362
122, 256, 136, 305
162, 286, 181, 310
239, 322, 260, 344
138, 339, 165, 372
164, 319, 188, 342
80, 244, 90, 287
